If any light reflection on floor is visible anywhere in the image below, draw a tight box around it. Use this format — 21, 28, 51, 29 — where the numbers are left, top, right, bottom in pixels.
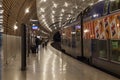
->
1, 43, 119, 80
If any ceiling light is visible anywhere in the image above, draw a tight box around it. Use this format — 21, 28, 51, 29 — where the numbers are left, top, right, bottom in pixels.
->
45, 24, 48, 26
52, 18, 54, 21
41, 14, 45, 18
0, 10, 4, 14
51, 15, 54, 18
44, 22, 47, 25
52, 19, 55, 23
59, 22, 61, 27
68, 14, 71, 17
53, 2, 58, 8
14, 23, 18, 30
52, 11, 55, 14
0, 19, 3, 22
110, 0, 115, 1
48, 28, 52, 32
14, 26, 18, 30
71, 11, 73, 14
75, 5, 78, 9
55, 27, 57, 29
67, 18, 70, 20
43, 19, 46, 22
40, 8, 45, 12
0, 22, 3, 24
89, 3, 94, 6
60, 13, 63, 16
61, 9, 65, 13
52, 19, 54, 21
98, 0, 103, 2
25, 8, 29, 14
59, 17, 62, 20
45, 23, 48, 26
59, 19, 62, 22
30, 19, 38, 22
41, 0, 47, 2
0, 4, 2, 7
0, 16, 3, 18
82, 0, 85, 1
64, 2, 69, 7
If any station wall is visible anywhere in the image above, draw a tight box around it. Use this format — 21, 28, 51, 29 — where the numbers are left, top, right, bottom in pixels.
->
2, 34, 21, 64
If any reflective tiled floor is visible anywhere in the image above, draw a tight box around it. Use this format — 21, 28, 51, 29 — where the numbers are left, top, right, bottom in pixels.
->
2, 43, 119, 80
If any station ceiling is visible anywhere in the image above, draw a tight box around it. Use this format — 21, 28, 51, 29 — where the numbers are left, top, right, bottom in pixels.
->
2, 0, 101, 36
36, 0, 100, 32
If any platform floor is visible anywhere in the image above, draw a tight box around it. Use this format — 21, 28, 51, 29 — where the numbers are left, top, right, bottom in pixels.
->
2, 43, 119, 80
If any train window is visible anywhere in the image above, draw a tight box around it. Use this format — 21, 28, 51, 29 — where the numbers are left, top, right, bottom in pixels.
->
110, 0, 120, 12
110, 40, 120, 62
103, 0, 109, 15
98, 40, 108, 59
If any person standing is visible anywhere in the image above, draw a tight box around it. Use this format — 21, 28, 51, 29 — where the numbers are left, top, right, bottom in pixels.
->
35, 36, 40, 53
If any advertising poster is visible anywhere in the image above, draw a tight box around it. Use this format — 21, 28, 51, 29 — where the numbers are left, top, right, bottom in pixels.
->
103, 17, 110, 39
87, 22, 91, 39
94, 17, 110, 40
90, 21, 95, 39
94, 20, 100, 39
83, 22, 90, 39
84, 21, 95, 39
116, 14, 120, 39
83, 22, 89, 39
85, 13, 120, 40
109, 15, 118, 39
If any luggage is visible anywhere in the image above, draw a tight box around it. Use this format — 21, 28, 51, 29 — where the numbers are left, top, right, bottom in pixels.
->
31, 45, 36, 53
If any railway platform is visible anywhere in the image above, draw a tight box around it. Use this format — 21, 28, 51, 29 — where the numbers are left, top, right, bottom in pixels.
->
2, 43, 119, 80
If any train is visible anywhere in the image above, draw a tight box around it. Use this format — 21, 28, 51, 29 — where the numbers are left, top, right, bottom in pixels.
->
61, 0, 120, 76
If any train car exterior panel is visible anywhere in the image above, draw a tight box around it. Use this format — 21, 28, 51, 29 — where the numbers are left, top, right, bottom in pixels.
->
61, 0, 120, 76
83, 0, 120, 75
62, 21, 82, 58
92, 58, 120, 75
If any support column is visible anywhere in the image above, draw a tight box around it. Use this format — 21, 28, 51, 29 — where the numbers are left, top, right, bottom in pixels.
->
21, 23, 27, 71
80, 12, 84, 57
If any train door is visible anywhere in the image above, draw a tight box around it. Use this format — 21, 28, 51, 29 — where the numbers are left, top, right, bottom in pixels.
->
92, 12, 120, 75
92, 40, 109, 60
92, 17, 110, 61
83, 21, 94, 59
75, 25, 82, 57
70, 25, 76, 57
110, 40, 120, 62
62, 26, 72, 55
109, 13, 120, 63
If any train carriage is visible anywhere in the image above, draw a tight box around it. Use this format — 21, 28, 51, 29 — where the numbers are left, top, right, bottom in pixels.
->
61, 0, 120, 76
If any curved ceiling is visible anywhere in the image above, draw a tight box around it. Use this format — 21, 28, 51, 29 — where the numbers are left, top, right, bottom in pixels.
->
36, 0, 100, 32
3, 0, 36, 35
3, 0, 49, 36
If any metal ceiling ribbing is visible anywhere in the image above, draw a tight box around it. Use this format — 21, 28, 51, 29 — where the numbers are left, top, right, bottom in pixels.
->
36, 0, 99, 32
3, 0, 37, 35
